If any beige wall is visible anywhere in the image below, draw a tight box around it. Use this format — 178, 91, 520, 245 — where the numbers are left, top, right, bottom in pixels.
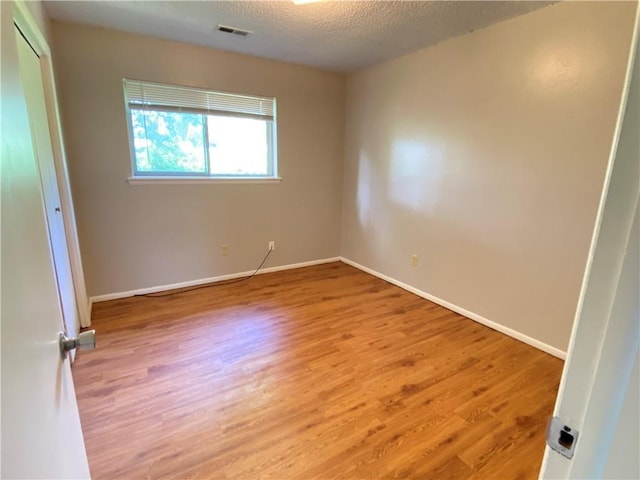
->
341, 1, 636, 351
52, 22, 345, 297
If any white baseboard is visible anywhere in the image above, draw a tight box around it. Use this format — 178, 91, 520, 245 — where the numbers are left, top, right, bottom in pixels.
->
90, 257, 341, 304
339, 257, 567, 360
89, 255, 566, 360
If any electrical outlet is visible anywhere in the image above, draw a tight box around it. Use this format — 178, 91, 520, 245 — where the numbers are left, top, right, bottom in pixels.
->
411, 254, 418, 267
268, 241, 275, 251
221, 244, 228, 256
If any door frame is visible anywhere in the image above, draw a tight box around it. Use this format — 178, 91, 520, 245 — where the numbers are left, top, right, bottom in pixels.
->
13, 1, 91, 330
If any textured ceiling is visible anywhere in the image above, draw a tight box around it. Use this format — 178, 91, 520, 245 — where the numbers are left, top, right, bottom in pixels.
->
44, 1, 553, 73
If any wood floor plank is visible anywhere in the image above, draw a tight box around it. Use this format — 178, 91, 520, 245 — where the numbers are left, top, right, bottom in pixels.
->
74, 262, 563, 479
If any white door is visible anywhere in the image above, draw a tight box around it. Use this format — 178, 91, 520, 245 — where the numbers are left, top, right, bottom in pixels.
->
539, 19, 639, 480
0, 5, 90, 478
15, 24, 80, 339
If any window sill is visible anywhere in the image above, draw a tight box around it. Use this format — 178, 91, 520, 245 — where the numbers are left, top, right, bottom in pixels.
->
127, 176, 282, 185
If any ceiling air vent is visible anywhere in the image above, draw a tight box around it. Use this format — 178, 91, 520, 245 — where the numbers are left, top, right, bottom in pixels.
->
216, 24, 252, 37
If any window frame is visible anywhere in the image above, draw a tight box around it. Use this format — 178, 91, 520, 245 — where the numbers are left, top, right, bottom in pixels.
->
123, 79, 279, 182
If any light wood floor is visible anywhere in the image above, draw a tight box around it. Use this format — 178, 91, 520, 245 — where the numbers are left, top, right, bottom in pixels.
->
74, 262, 563, 479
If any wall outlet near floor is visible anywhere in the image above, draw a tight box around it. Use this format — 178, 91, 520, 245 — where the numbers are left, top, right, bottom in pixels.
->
268, 241, 275, 251
411, 254, 418, 267
221, 244, 228, 256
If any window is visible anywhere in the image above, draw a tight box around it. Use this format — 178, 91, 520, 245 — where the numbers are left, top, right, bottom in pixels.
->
123, 79, 277, 181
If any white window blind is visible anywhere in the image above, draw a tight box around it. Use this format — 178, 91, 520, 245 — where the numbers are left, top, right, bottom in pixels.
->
124, 79, 275, 120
